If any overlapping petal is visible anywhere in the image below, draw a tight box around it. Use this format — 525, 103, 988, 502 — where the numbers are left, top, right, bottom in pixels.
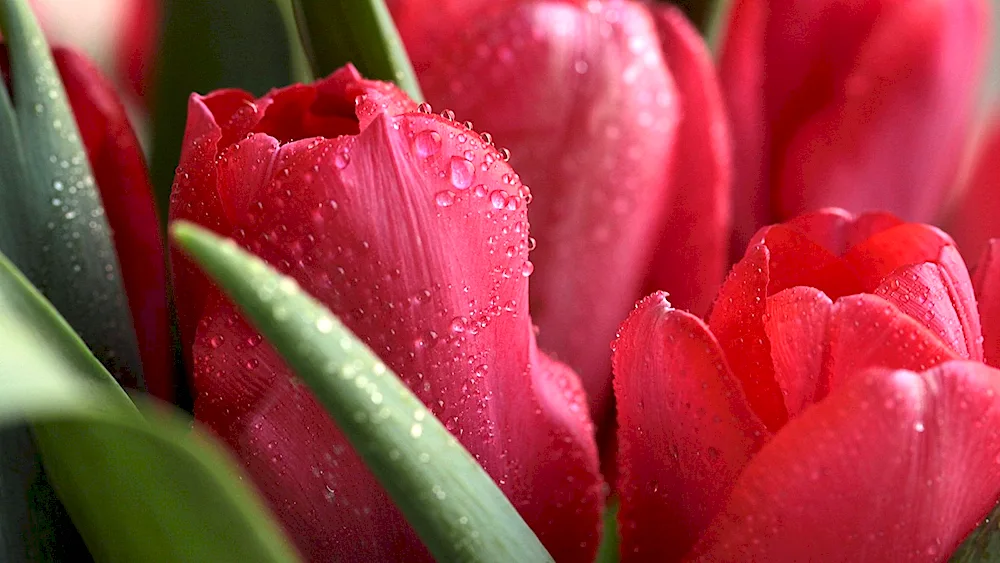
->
614, 293, 769, 561
616, 209, 998, 560
644, 5, 731, 318
973, 240, 1000, 368
949, 118, 1000, 256
690, 362, 1000, 561
393, 0, 731, 420
170, 66, 604, 562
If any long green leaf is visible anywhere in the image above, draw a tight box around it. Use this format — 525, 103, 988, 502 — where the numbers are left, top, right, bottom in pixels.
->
291, 0, 423, 101
150, 0, 293, 218
172, 222, 553, 563
0, 250, 300, 563
951, 503, 1000, 562
0, 2, 144, 558
662, 0, 733, 51
0, 0, 144, 387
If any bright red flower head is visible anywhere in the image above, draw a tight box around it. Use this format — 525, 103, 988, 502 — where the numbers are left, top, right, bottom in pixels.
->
720, 0, 990, 248
168, 66, 604, 562
390, 0, 731, 416
614, 209, 1000, 561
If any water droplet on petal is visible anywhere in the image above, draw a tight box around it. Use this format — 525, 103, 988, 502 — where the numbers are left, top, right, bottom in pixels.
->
414, 130, 442, 157
489, 190, 508, 209
417, 102, 432, 114
449, 157, 475, 190
435, 191, 456, 207
334, 152, 350, 169
521, 261, 534, 277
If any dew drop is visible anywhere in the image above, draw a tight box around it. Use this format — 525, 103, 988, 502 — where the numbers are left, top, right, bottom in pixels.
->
417, 102, 432, 114
414, 130, 442, 157
209, 335, 225, 349
489, 190, 508, 209
473, 184, 488, 198
521, 261, 535, 277
449, 157, 475, 189
435, 190, 456, 207
316, 316, 334, 333
440, 109, 455, 121
334, 152, 350, 169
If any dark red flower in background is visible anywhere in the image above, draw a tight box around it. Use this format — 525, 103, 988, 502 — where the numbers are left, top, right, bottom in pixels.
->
390, 0, 731, 417
168, 66, 604, 562
614, 209, 1000, 561
720, 0, 990, 249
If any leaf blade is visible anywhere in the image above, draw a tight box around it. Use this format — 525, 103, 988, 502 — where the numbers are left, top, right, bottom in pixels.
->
291, 0, 423, 100
0, 0, 144, 388
0, 248, 300, 563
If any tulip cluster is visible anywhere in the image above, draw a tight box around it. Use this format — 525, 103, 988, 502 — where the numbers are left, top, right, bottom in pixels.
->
5, 0, 1000, 561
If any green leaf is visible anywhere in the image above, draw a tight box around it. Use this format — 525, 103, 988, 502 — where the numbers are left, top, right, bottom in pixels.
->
0, 0, 144, 388
664, 0, 733, 51
0, 2, 147, 558
272, 0, 313, 84
951, 503, 1000, 562
150, 0, 293, 218
172, 222, 553, 563
0, 249, 300, 563
291, 0, 423, 101
594, 500, 620, 563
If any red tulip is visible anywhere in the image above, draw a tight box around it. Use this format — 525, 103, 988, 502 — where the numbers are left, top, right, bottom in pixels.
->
720, 0, 990, 248
115, 0, 158, 103
0, 46, 171, 399
946, 117, 1000, 259
168, 66, 604, 562
390, 1, 731, 415
973, 239, 1000, 369
614, 208, 1000, 561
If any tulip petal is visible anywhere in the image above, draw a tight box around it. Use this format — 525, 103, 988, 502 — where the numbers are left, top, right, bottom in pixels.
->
842, 222, 955, 290
774, 0, 988, 223
717, 0, 768, 250
644, 5, 731, 318
689, 361, 1000, 562
749, 224, 862, 299
782, 207, 854, 256
826, 294, 959, 393
707, 244, 786, 429
949, 118, 1000, 256
175, 70, 604, 561
401, 1, 681, 416
169, 94, 236, 351
972, 240, 1000, 368
873, 247, 983, 361
613, 293, 770, 561
763, 287, 832, 418
53, 48, 173, 400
